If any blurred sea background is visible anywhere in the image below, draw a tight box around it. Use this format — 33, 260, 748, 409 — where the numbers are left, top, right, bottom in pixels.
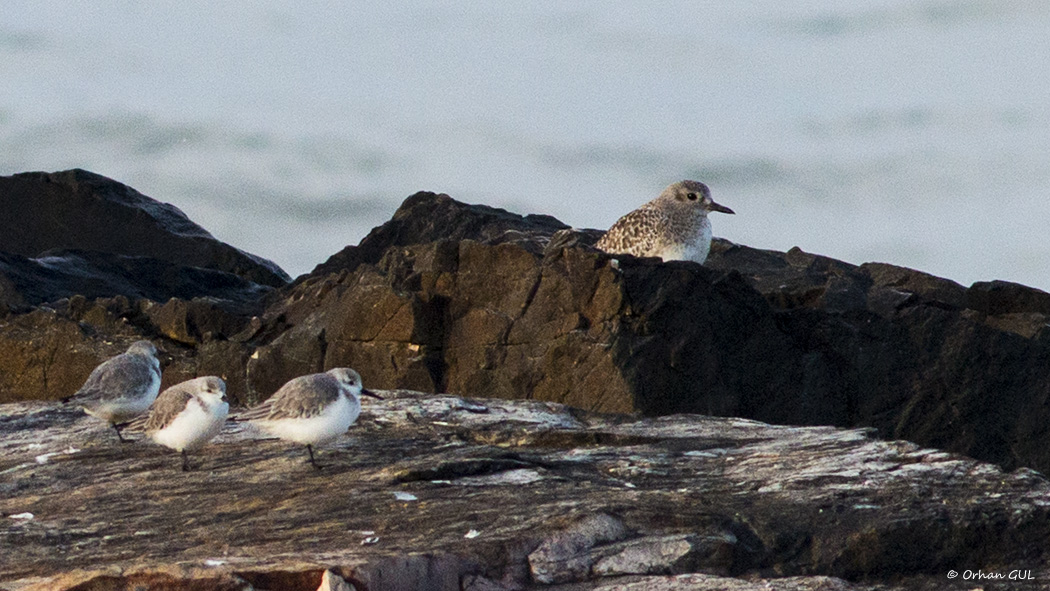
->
2, 1, 1049, 289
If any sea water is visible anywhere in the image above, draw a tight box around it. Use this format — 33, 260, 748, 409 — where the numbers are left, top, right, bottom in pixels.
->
2, 1, 1049, 290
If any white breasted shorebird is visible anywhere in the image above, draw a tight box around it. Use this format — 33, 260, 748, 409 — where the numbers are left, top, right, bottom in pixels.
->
124, 376, 229, 471
64, 340, 162, 442
596, 180, 734, 264
238, 368, 381, 469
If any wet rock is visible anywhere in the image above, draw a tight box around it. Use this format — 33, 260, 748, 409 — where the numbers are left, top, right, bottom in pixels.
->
20, 568, 258, 591
0, 169, 290, 287
2, 392, 1048, 590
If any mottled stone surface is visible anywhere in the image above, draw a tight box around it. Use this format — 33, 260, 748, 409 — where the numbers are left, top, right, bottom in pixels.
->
1, 393, 1048, 590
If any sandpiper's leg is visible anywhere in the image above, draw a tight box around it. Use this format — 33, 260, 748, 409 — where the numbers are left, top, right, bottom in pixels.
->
307, 444, 323, 470
181, 450, 191, 472
112, 423, 128, 443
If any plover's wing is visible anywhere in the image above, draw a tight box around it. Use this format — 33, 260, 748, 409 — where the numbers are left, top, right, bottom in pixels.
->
120, 411, 150, 432
142, 386, 197, 432
69, 353, 157, 403
596, 206, 664, 257
242, 374, 341, 421
234, 398, 275, 422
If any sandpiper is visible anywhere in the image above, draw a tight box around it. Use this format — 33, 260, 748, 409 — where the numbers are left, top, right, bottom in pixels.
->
238, 368, 381, 469
64, 340, 162, 442
596, 180, 734, 264
125, 376, 229, 471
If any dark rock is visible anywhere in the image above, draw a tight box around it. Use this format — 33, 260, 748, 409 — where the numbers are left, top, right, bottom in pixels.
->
243, 192, 1050, 479
0, 299, 255, 405
309, 191, 570, 277
0, 308, 114, 404
7, 181, 1050, 487
0, 169, 284, 406
142, 297, 254, 345
702, 240, 1050, 474
255, 235, 804, 417
860, 262, 967, 309
0, 169, 290, 286
544, 227, 605, 256
1, 393, 1048, 590
0, 249, 271, 310
967, 279, 1050, 315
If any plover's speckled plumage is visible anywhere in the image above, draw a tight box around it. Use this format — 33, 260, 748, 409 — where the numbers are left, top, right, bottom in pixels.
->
126, 376, 229, 471
64, 340, 162, 442
238, 368, 382, 469
596, 180, 734, 264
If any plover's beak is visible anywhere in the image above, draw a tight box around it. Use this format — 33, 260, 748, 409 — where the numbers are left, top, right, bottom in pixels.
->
708, 201, 735, 215
360, 388, 383, 400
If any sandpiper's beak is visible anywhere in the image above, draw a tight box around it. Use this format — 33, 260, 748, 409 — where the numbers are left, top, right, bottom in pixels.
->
708, 201, 735, 215
360, 388, 383, 400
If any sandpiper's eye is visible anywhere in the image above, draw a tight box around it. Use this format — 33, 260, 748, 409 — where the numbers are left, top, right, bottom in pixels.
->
687, 192, 698, 201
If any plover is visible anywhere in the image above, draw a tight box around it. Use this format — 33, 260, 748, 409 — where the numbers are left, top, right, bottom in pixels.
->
125, 376, 229, 471
596, 180, 734, 264
238, 368, 381, 469
64, 340, 162, 442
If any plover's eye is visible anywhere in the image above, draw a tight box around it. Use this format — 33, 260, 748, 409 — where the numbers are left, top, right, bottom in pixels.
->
687, 192, 698, 201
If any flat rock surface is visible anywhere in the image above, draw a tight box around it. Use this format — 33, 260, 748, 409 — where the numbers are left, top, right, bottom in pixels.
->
2, 393, 1048, 590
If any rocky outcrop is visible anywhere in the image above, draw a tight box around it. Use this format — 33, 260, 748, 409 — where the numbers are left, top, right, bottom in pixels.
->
0, 169, 290, 288
244, 191, 1050, 477
0, 296, 257, 406
1, 393, 1048, 590
4, 177, 1050, 480
703, 241, 1050, 474
0, 169, 286, 405
310, 191, 571, 277
5, 174, 1050, 589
